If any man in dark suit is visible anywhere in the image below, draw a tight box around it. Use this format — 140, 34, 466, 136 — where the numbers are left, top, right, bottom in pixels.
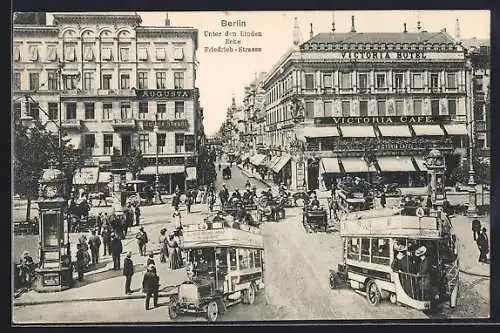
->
472, 219, 481, 241
110, 234, 123, 270
142, 265, 160, 310
123, 251, 134, 295
477, 228, 489, 263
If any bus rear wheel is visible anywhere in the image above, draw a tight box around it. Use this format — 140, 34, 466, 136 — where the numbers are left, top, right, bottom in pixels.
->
206, 301, 219, 322
366, 280, 381, 306
242, 283, 256, 305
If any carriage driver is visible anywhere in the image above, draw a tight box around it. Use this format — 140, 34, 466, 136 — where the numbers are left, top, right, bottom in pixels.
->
309, 193, 320, 209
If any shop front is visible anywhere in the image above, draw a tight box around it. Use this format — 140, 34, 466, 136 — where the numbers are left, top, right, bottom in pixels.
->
138, 165, 186, 194
271, 154, 292, 186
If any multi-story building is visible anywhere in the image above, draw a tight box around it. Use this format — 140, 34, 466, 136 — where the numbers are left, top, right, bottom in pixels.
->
242, 72, 267, 156
261, 17, 470, 191
13, 12, 201, 193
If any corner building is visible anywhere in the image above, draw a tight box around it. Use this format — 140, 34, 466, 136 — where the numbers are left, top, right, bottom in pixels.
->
262, 28, 470, 191
12, 13, 201, 193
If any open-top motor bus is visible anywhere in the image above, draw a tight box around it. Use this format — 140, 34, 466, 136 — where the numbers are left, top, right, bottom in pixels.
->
329, 207, 459, 312
168, 221, 264, 322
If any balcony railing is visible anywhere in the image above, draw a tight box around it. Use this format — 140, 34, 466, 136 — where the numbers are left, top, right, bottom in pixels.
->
60, 89, 137, 97
112, 119, 136, 129
61, 119, 83, 129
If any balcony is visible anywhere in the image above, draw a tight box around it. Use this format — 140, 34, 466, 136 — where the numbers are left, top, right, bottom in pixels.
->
61, 119, 83, 130
60, 89, 137, 98
112, 119, 136, 129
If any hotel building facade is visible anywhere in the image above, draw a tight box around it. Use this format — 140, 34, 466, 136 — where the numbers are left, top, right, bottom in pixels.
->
261, 20, 471, 191
13, 13, 202, 193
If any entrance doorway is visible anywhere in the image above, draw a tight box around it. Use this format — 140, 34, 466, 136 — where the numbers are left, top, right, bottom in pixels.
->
307, 158, 319, 191
121, 134, 131, 155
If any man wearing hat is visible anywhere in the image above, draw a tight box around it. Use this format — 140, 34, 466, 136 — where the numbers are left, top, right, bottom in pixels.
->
415, 246, 431, 299
110, 233, 123, 270
88, 229, 101, 265
123, 251, 134, 295
19, 251, 35, 290
391, 242, 413, 295
142, 264, 160, 310
219, 183, 229, 210
477, 227, 489, 263
136, 227, 148, 256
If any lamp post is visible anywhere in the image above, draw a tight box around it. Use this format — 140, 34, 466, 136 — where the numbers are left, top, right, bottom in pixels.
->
153, 113, 162, 205
466, 56, 478, 217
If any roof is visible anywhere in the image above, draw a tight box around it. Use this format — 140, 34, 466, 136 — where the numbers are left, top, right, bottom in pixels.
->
183, 224, 263, 249
460, 38, 490, 49
304, 31, 456, 45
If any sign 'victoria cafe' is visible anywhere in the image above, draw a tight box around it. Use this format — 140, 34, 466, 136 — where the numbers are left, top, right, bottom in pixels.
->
315, 115, 451, 125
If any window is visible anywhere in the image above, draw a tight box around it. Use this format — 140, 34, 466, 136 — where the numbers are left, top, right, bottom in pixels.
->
358, 73, 368, 90
65, 103, 76, 120
48, 72, 58, 90
13, 72, 21, 90
157, 102, 166, 119
477, 133, 487, 149
430, 73, 439, 89
84, 134, 95, 155
174, 47, 184, 61
119, 47, 129, 61
103, 134, 113, 155
413, 100, 422, 116
254, 250, 262, 267
156, 72, 166, 89
28, 102, 39, 120
121, 103, 131, 119
395, 100, 405, 116
448, 99, 457, 118
48, 103, 58, 120
175, 101, 184, 119
238, 248, 251, 270
83, 72, 94, 90
324, 101, 333, 117
341, 72, 352, 89
14, 103, 21, 119
412, 73, 423, 89
102, 103, 112, 120
371, 238, 390, 265
120, 74, 130, 89
83, 46, 94, 61
341, 101, 350, 117
174, 72, 184, 89
47, 46, 57, 61
323, 74, 332, 88
139, 102, 148, 119
394, 73, 404, 89
474, 104, 485, 121
102, 74, 112, 90
229, 248, 237, 270
139, 133, 149, 153
376, 73, 386, 88
13, 46, 20, 61
157, 133, 166, 153
175, 133, 185, 153
359, 100, 368, 117
347, 238, 359, 260
361, 238, 371, 262
377, 100, 386, 116
64, 75, 78, 90
305, 101, 314, 118
84, 103, 95, 119
29, 72, 39, 90
431, 100, 440, 116
29, 46, 39, 61
65, 46, 76, 61
138, 47, 148, 61
305, 74, 314, 89
137, 72, 148, 89
101, 48, 112, 61
447, 72, 457, 89
155, 48, 166, 60
185, 135, 195, 152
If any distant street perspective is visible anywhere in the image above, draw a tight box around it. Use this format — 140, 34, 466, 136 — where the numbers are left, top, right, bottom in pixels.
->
12, 11, 490, 323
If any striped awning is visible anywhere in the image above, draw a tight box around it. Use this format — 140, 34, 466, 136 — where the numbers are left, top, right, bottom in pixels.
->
272, 155, 291, 173
340, 126, 376, 138
411, 124, 444, 136
321, 158, 341, 173
303, 126, 339, 138
266, 156, 280, 168
378, 125, 413, 137
186, 167, 197, 180
140, 165, 185, 175
340, 158, 370, 173
73, 167, 99, 185
250, 154, 267, 166
444, 124, 467, 135
376, 156, 417, 172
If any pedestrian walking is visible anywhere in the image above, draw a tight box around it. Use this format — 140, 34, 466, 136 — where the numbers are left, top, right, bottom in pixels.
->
101, 222, 112, 256
135, 206, 141, 226
380, 192, 386, 209
185, 191, 192, 213
96, 212, 103, 235
472, 219, 481, 241
123, 251, 134, 295
146, 252, 155, 267
477, 228, 489, 263
142, 265, 160, 310
173, 208, 182, 230
159, 229, 169, 263
75, 243, 85, 281
110, 234, 123, 270
88, 229, 101, 265
136, 227, 148, 256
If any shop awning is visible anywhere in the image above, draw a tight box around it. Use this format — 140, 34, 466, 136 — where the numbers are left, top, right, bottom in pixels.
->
444, 124, 467, 136
340, 126, 376, 138
303, 126, 339, 138
376, 156, 417, 172
186, 167, 197, 180
65, 134, 82, 149
321, 158, 341, 174
411, 124, 444, 136
250, 154, 267, 166
272, 155, 291, 173
98, 172, 112, 183
266, 156, 280, 168
73, 167, 99, 185
378, 125, 412, 137
140, 165, 185, 175
413, 157, 428, 171
340, 158, 370, 173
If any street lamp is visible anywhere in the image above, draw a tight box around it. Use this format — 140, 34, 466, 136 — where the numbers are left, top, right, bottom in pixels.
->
466, 56, 478, 217
153, 113, 162, 205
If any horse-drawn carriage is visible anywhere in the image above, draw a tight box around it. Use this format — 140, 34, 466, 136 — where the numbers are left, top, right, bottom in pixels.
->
222, 167, 232, 180
336, 177, 374, 212
302, 206, 328, 232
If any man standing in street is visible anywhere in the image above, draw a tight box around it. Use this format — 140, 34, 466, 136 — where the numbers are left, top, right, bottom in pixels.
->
380, 192, 386, 209
472, 219, 481, 241
88, 229, 101, 265
123, 251, 134, 295
96, 212, 103, 235
75, 243, 85, 282
101, 222, 112, 256
142, 265, 160, 310
135, 206, 141, 226
477, 227, 489, 263
136, 227, 148, 256
110, 233, 123, 270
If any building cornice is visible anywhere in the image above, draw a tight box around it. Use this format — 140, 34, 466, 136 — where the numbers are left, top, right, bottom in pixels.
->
136, 27, 198, 50
13, 25, 59, 37
53, 14, 142, 26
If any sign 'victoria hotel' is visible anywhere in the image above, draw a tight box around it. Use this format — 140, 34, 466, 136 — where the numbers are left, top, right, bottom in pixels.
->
261, 17, 471, 190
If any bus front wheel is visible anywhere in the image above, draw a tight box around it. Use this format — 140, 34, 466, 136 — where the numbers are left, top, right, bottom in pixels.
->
366, 280, 381, 306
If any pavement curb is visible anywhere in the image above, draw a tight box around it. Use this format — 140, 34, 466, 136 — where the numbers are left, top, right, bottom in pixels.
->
459, 269, 490, 278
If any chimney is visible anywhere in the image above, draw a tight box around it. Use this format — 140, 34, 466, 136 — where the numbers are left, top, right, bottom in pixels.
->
310, 23, 313, 38
350, 15, 356, 33
455, 18, 461, 40
292, 17, 303, 46
403, 23, 407, 33
165, 13, 171, 26
417, 20, 422, 32
331, 12, 336, 33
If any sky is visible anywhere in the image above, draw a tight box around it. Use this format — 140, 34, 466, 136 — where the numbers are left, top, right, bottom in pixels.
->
47, 10, 490, 136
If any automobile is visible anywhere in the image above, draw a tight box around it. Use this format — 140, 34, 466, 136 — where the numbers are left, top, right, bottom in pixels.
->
302, 205, 328, 232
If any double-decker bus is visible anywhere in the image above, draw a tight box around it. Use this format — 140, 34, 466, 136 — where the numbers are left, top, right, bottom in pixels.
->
168, 221, 264, 321
329, 208, 459, 312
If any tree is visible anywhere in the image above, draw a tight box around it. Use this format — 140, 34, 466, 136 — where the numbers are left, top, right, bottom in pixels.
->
448, 149, 490, 185
122, 149, 145, 180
